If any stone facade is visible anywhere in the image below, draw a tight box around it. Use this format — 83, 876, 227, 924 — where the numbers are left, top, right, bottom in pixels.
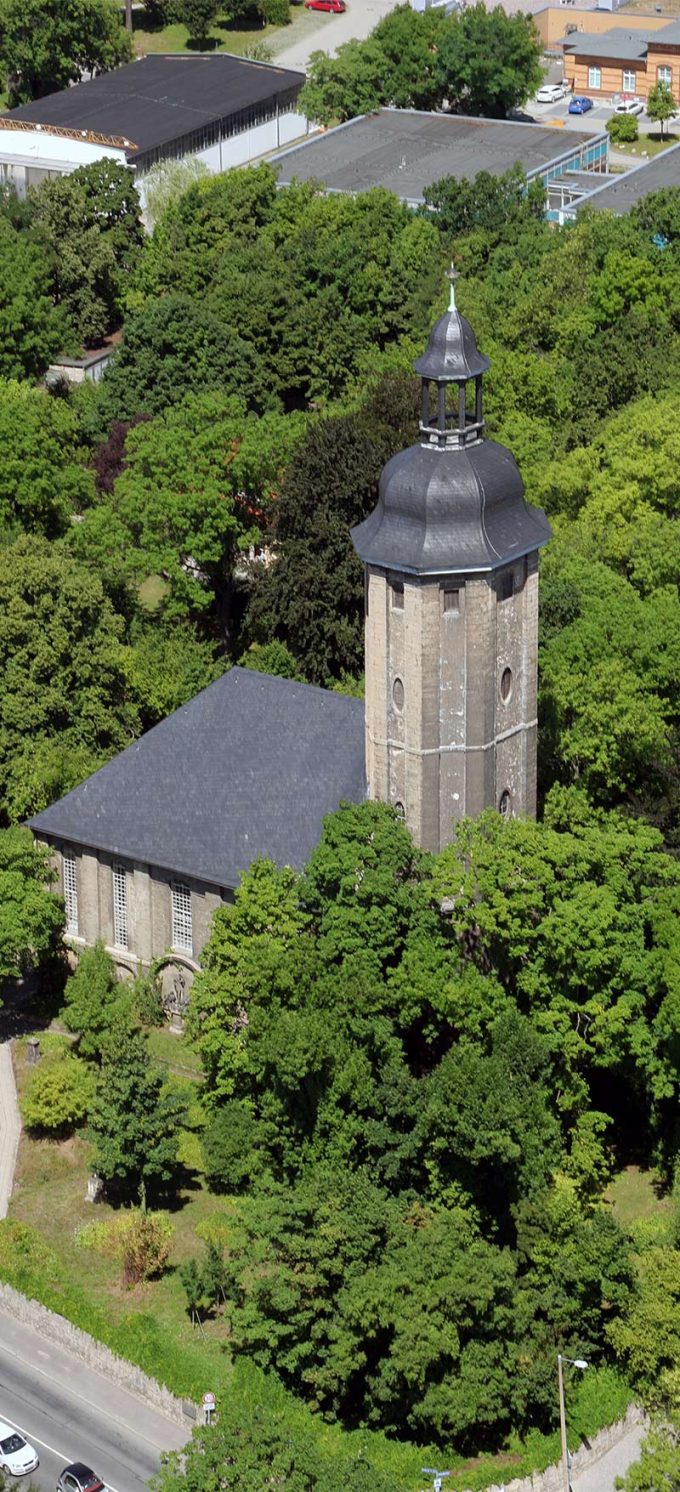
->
37, 835, 232, 1001
364, 555, 539, 852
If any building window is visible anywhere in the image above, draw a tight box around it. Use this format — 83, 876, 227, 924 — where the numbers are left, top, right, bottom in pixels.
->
171, 883, 193, 955
658, 65, 673, 86
112, 865, 128, 949
392, 677, 404, 712
390, 579, 404, 610
394, 801, 406, 822
622, 69, 637, 92
500, 667, 513, 703
63, 850, 78, 935
499, 790, 512, 819
498, 571, 514, 603
443, 586, 460, 614
588, 65, 602, 89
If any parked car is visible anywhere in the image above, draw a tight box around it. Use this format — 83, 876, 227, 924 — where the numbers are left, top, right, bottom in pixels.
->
568, 95, 594, 113
304, 0, 346, 10
615, 97, 644, 114
56, 1464, 106, 1492
0, 1423, 39, 1477
536, 82, 567, 103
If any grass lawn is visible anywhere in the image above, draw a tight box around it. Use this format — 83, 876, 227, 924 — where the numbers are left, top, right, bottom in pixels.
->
605, 1164, 671, 1229
131, 3, 305, 56
9, 1029, 228, 1341
615, 131, 680, 158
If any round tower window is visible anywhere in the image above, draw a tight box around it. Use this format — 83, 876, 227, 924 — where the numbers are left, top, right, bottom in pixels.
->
392, 677, 404, 711
499, 790, 511, 818
500, 668, 513, 703
394, 801, 406, 822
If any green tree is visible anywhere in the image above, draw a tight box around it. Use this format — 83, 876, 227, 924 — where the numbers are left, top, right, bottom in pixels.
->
237, 642, 304, 681
434, 4, 543, 117
245, 373, 420, 682
0, 537, 139, 822
423, 164, 546, 242
61, 943, 123, 1060
32, 160, 143, 345
0, 218, 70, 379
0, 0, 133, 105
181, 0, 218, 43
0, 381, 94, 540
99, 294, 263, 421
73, 393, 302, 625
88, 1022, 187, 1200
0, 828, 64, 989
300, 3, 541, 123
606, 113, 638, 144
647, 80, 678, 138
21, 1053, 95, 1132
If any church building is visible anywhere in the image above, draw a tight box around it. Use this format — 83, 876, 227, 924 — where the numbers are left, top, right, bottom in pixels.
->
29, 280, 551, 1007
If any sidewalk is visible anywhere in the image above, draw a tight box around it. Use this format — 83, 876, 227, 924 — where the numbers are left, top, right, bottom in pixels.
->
573, 1421, 645, 1492
0, 1039, 21, 1219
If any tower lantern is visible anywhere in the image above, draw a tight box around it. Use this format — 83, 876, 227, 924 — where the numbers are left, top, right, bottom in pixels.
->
350, 273, 551, 852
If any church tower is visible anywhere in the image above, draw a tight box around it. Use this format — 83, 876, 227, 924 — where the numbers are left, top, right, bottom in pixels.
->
350, 273, 551, 853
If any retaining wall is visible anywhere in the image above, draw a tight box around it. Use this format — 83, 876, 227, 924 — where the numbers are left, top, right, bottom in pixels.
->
0, 1281, 193, 1426
482, 1403, 646, 1492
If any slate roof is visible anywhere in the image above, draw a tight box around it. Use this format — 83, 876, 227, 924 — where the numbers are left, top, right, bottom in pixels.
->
29, 669, 367, 889
5, 54, 304, 162
271, 109, 599, 205
351, 439, 551, 575
561, 28, 648, 60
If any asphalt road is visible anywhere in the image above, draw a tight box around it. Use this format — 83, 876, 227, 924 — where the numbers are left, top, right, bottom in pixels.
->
0, 1310, 188, 1492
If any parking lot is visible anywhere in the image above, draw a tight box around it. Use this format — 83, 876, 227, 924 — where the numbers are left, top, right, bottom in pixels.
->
529, 89, 654, 133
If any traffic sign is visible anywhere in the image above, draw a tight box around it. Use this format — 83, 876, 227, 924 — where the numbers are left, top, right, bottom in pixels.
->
202, 1392, 216, 1406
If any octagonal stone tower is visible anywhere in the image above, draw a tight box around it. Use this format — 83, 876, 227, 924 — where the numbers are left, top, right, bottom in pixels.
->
350, 273, 552, 853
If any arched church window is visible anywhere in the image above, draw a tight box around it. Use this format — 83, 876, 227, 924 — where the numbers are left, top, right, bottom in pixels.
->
499, 790, 511, 818
392, 677, 404, 711
394, 801, 406, 821
500, 668, 513, 703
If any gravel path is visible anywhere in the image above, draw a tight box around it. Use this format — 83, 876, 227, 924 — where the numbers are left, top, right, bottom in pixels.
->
0, 1040, 21, 1219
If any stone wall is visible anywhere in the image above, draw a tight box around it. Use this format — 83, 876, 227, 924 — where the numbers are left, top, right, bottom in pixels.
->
481, 1404, 646, 1492
0, 1282, 194, 1426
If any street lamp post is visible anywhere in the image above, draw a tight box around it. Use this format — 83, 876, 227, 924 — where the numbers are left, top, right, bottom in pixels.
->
557, 1355, 588, 1492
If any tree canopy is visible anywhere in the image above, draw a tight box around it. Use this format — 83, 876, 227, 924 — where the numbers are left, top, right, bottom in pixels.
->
300, 3, 542, 124
0, 0, 132, 105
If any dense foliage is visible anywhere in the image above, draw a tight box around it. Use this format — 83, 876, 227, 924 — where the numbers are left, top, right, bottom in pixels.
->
0, 0, 132, 105
300, 4, 542, 124
0, 828, 64, 990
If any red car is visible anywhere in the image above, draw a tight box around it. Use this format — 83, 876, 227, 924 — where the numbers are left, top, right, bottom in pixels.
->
304, 0, 346, 11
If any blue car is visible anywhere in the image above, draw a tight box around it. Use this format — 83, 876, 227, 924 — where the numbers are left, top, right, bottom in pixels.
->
568, 95, 594, 113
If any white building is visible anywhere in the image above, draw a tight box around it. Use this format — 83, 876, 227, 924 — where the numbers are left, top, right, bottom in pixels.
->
0, 53, 309, 204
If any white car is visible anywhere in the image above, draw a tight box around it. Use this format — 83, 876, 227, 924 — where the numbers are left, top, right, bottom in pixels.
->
615, 97, 644, 115
0, 1423, 39, 1477
536, 82, 567, 103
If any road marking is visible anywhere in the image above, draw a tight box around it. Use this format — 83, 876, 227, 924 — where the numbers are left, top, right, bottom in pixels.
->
0, 1412, 121, 1492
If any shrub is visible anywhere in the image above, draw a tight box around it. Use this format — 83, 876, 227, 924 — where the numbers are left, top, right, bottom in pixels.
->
606, 114, 639, 143
260, 0, 290, 23
202, 1101, 261, 1192
77, 1209, 174, 1286
21, 1054, 95, 1133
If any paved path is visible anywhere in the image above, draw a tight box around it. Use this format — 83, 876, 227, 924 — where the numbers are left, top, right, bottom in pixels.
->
272, 0, 401, 73
0, 1039, 21, 1219
573, 1421, 646, 1492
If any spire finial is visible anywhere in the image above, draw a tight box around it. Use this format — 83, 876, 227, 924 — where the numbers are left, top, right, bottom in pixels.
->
447, 262, 459, 313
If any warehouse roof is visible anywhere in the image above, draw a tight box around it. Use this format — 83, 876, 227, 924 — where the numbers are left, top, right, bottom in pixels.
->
272, 108, 600, 204
575, 140, 680, 215
30, 668, 367, 889
6, 53, 304, 162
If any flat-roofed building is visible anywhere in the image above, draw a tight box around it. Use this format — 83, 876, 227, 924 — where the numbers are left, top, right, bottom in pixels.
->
271, 108, 609, 220
0, 52, 308, 203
